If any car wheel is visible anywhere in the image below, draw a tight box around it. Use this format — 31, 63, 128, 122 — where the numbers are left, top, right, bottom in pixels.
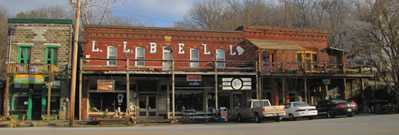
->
289, 114, 296, 121
274, 116, 282, 122
308, 116, 314, 120
327, 112, 335, 118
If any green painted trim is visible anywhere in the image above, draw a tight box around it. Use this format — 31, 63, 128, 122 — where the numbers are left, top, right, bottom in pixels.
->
17, 44, 33, 47
17, 47, 22, 64
8, 18, 73, 25
41, 94, 46, 114
27, 95, 32, 120
46, 45, 61, 48
10, 94, 15, 111
45, 47, 58, 64
44, 48, 48, 64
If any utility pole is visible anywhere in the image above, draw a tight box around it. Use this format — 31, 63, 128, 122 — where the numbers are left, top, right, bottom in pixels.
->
70, 0, 81, 127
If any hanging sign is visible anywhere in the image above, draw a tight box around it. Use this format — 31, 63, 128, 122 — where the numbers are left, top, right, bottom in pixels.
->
222, 77, 252, 90
97, 80, 114, 92
14, 74, 45, 84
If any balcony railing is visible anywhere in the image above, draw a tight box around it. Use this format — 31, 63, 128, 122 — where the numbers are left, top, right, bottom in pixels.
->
81, 58, 257, 73
260, 62, 374, 75
7, 63, 61, 74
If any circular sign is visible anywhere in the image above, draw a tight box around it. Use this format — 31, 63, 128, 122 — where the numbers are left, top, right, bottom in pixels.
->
231, 78, 243, 90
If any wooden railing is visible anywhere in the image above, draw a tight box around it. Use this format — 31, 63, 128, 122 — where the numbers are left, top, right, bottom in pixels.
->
81, 58, 257, 73
7, 63, 61, 74
260, 62, 374, 75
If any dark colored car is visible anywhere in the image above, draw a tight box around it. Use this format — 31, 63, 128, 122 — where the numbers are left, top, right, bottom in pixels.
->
316, 99, 358, 118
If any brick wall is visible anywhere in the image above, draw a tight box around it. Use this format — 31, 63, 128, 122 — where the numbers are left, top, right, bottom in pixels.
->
83, 25, 257, 71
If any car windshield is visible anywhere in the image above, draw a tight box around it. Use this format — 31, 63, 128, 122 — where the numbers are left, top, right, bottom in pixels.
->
293, 102, 308, 107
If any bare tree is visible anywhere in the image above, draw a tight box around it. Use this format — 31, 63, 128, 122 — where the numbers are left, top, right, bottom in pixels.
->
16, 6, 71, 19
0, 8, 7, 79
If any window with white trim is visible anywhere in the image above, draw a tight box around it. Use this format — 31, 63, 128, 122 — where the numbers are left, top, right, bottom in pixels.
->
135, 47, 145, 66
190, 48, 200, 68
107, 46, 117, 66
216, 49, 225, 69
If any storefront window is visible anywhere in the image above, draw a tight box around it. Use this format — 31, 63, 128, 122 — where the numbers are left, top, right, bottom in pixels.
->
107, 46, 117, 66
135, 47, 145, 66
190, 48, 200, 68
216, 49, 225, 69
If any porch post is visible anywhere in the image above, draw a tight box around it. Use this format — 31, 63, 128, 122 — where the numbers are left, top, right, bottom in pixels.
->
3, 76, 10, 116
360, 78, 367, 112
304, 78, 308, 103
215, 67, 219, 111
47, 70, 53, 119
282, 78, 286, 104
126, 73, 130, 111
171, 60, 176, 121
78, 59, 83, 120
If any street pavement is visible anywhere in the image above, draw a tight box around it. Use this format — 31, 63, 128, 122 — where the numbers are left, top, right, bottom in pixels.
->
1, 114, 399, 135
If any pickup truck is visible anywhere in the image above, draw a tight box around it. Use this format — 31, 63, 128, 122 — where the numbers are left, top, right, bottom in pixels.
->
232, 99, 286, 123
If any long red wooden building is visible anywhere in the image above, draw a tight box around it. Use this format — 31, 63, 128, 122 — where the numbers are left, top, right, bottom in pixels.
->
79, 25, 373, 121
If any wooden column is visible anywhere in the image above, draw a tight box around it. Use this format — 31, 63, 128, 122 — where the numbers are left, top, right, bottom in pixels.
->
304, 78, 308, 102
203, 88, 208, 113
47, 69, 54, 118
349, 79, 353, 98
166, 83, 170, 119
126, 73, 130, 112
172, 60, 176, 121
215, 67, 219, 111
282, 78, 286, 104
78, 60, 83, 120
3, 76, 10, 116
257, 49, 262, 99
360, 78, 367, 112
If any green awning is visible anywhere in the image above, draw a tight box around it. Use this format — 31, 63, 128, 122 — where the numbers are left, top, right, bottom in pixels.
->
247, 39, 303, 50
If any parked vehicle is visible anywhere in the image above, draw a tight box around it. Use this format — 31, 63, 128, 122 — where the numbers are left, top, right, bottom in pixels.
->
284, 101, 318, 120
317, 99, 358, 118
232, 99, 286, 123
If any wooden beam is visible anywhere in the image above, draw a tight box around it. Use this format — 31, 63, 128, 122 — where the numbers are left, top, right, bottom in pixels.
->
282, 78, 286, 104
171, 60, 176, 121
215, 64, 219, 111
304, 78, 308, 102
126, 73, 130, 113
3, 76, 10, 116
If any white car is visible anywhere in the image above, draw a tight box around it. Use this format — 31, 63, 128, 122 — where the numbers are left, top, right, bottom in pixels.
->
284, 101, 318, 120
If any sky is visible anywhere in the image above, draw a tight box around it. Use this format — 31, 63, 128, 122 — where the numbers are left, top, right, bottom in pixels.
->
0, 0, 200, 27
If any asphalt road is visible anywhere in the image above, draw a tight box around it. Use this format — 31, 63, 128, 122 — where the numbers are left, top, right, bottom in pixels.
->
1, 114, 399, 135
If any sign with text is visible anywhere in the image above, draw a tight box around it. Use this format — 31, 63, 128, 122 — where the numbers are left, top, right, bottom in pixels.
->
97, 80, 114, 92
222, 77, 252, 90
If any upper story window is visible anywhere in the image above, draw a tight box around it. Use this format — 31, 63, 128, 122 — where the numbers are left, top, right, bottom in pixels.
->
190, 48, 200, 68
18, 46, 31, 64
135, 47, 145, 67
216, 49, 225, 69
107, 46, 117, 66
45, 46, 58, 64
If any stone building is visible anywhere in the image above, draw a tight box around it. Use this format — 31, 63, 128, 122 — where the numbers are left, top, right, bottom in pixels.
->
4, 18, 73, 120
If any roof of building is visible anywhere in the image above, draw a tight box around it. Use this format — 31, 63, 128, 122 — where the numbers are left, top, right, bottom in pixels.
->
85, 24, 241, 34
8, 18, 73, 25
247, 39, 303, 50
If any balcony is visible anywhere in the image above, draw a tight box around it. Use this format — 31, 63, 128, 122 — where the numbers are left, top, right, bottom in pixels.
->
81, 58, 257, 73
260, 62, 374, 76
7, 63, 61, 74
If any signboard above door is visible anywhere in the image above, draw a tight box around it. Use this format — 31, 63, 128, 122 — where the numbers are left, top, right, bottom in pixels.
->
222, 77, 252, 90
